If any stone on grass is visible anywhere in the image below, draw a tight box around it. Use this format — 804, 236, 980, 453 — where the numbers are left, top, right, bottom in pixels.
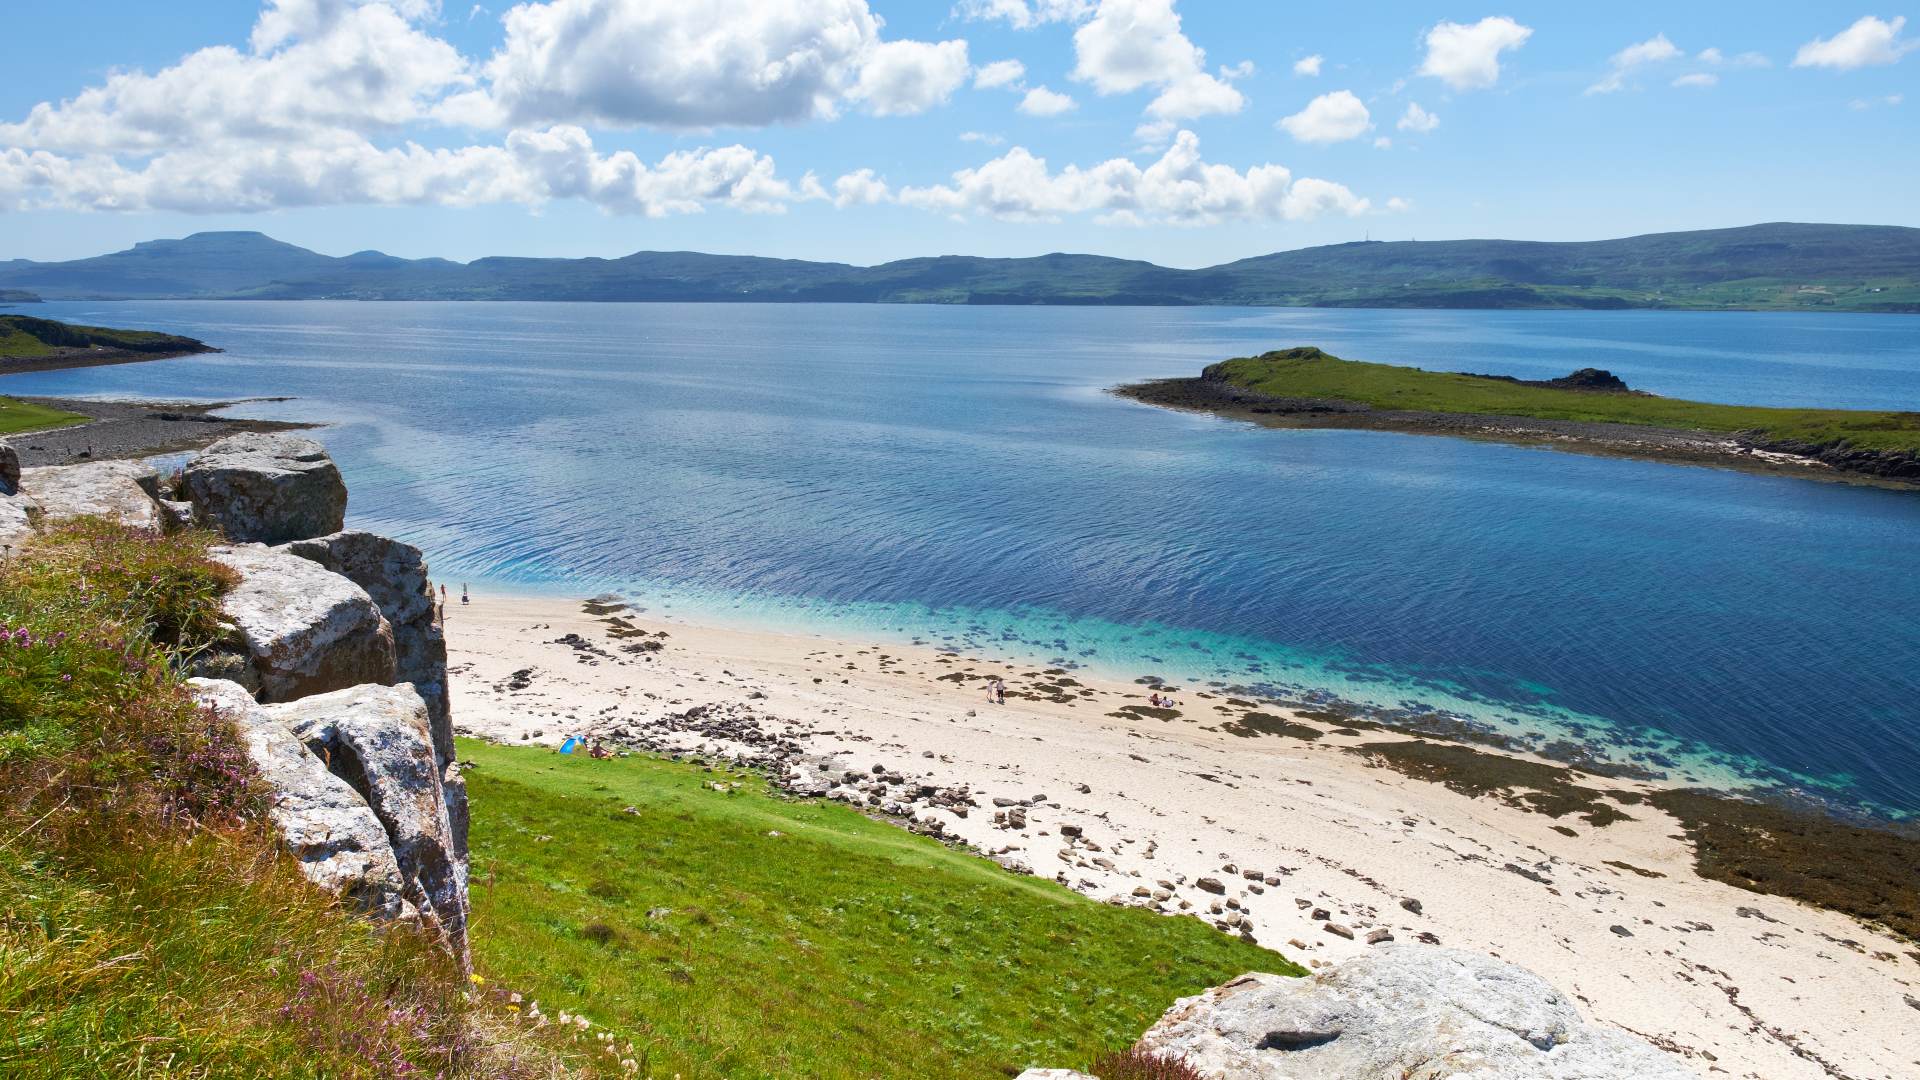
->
1135, 946, 1695, 1079
189, 678, 409, 920
19, 460, 162, 531
276, 682, 467, 964
212, 543, 396, 702
184, 433, 346, 544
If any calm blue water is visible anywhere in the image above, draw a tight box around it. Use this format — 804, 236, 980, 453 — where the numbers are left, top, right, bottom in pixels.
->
7, 301, 1919, 817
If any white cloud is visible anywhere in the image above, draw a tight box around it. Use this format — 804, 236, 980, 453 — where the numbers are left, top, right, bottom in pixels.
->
849, 38, 972, 116
1849, 92, 1905, 108
1278, 90, 1371, 144
1794, 15, 1917, 70
1372, 136, 1392, 149
956, 0, 1092, 29
832, 167, 889, 207
1672, 72, 1718, 88
1586, 33, 1683, 94
1071, 0, 1246, 119
1293, 54, 1323, 77
0, 125, 818, 216
1133, 117, 1176, 150
479, 0, 971, 128
959, 130, 1006, 144
0, 0, 471, 154
1018, 85, 1079, 115
1396, 101, 1439, 133
896, 128, 1368, 224
1386, 196, 1412, 212
1696, 47, 1771, 69
1418, 16, 1533, 91
974, 59, 1028, 90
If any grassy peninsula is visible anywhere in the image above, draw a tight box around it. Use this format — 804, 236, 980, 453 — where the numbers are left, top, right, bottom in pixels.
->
1121, 347, 1920, 485
0, 313, 215, 374
0, 395, 86, 436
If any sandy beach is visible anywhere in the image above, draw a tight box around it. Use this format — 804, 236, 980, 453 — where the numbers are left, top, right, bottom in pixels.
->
447, 593, 1919, 1080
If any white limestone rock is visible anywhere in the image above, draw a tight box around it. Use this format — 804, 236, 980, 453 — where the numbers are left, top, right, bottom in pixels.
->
211, 543, 396, 702
183, 433, 346, 544
1135, 945, 1696, 1080
188, 678, 409, 920
277, 682, 468, 966
18, 459, 162, 531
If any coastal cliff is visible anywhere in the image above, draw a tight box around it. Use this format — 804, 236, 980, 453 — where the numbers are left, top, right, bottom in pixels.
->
2, 433, 470, 966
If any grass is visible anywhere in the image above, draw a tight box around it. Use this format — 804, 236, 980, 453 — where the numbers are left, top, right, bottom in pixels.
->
463, 739, 1296, 1079
1209, 347, 1920, 452
0, 394, 86, 436
0, 518, 564, 1078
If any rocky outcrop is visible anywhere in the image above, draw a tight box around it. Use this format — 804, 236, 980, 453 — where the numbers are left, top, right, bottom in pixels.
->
190, 678, 409, 921
275, 683, 468, 964
1132, 947, 1694, 1079
0, 440, 18, 494
210, 543, 396, 702
18, 459, 161, 531
183, 432, 346, 544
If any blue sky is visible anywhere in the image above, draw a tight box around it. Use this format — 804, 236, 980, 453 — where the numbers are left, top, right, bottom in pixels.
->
1, 1, 1913, 266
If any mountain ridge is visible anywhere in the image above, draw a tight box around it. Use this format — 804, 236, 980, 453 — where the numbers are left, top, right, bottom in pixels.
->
3, 222, 1916, 312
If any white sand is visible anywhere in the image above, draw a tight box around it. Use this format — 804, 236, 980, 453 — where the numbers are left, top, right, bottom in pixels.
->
447, 593, 1918, 1080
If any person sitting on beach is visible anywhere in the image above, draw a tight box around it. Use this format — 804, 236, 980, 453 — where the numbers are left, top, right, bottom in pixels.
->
588, 739, 610, 759
1149, 692, 1163, 708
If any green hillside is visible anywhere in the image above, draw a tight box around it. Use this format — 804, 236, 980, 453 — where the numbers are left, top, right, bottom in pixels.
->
3, 223, 1915, 310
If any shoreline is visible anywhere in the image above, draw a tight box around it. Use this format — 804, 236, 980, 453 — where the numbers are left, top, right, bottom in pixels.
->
1113, 375, 1920, 491
446, 592, 1920, 1080
0, 342, 217, 378
1, 396, 317, 466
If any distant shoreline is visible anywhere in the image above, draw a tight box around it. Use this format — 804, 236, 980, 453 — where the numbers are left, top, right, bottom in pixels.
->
1115, 373, 1920, 490
0, 342, 217, 376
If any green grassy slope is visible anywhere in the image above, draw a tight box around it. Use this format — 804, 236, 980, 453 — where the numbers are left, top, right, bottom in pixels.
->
1208, 348, 1920, 452
463, 740, 1292, 1079
0, 395, 86, 436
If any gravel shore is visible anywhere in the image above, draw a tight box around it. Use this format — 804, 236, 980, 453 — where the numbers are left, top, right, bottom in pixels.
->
4, 396, 316, 466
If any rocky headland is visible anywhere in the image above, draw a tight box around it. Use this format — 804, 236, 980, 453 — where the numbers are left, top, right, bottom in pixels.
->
1, 432, 470, 966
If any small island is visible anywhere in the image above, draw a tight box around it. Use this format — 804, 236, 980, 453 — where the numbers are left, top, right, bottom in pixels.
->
0, 313, 216, 375
1119, 346, 1920, 486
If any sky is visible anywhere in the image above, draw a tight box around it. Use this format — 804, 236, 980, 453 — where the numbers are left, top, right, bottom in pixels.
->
0, 1, 1914, 267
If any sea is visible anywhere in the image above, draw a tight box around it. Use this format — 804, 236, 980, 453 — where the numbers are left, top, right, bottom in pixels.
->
6, 301, 1918, 818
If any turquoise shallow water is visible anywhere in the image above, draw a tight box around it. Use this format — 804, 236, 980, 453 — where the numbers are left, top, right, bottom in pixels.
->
7, 301, 1919, 816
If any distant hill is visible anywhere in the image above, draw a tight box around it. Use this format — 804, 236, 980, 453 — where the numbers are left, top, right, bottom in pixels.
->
2, 223, 1915, 312
0, 289, 40, 303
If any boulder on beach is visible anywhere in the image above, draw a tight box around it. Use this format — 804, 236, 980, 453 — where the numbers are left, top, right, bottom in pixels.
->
1134, 945, 1695, 1079
0, 440, 19, 494
183, 432, 346, 544
211, 543, 396, 702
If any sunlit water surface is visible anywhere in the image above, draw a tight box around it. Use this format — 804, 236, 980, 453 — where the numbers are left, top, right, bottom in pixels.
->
8, 302, 1918, 816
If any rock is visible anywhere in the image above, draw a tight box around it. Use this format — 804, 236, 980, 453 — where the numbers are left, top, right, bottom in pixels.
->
276, 683, 467, 965
1196, 876, 1226, 894
212, 543, 396, 702
0, 487, 35, 557
18, 460, 162, 531
1060, 824, 1083, 838
1366, 929, 1394, 944
1135, 947, 1695, 1079
183, 433, 346, 544
1399, 897, 1423, 915
1609, 925, 1634, 938
0, 441, 18, 494
281, 531, 451, 757
188, 679, 409, 921
1323, 922, 1355, 940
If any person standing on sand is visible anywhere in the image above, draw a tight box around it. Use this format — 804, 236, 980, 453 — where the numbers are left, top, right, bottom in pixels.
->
462, 584, 469, 606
